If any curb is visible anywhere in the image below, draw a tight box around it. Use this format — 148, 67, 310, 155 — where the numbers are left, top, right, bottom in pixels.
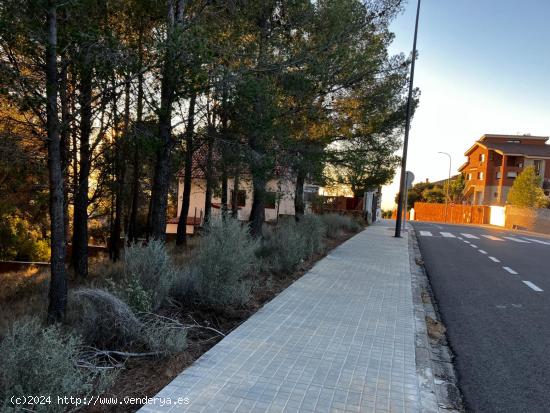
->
408, 226, 465, 412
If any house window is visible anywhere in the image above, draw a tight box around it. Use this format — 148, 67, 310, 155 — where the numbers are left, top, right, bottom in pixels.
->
534, 160, 543, 175
477, 172, 484, 180
507, 171, 517, 178
467, 173, 472, 180
479, 153, 486, 163
489, 151, 494, 161
231, 190, 246, 207
265, 191, 278, 209
496, 171, 501, 179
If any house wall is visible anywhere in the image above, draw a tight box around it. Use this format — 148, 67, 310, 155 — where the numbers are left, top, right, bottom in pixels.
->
464, 145, 490, 204
176, 176, 297, 224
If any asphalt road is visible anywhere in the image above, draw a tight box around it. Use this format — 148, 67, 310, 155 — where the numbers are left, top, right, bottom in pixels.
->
412, 221, 550, 413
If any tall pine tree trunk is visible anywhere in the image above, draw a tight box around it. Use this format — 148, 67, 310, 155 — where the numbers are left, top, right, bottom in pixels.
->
203, 128, 214, 224
231, 163, 240, 219
150, 0, 184, 240
249, 172, 266, 237
176, 92, 196, 246
46, 0, 68, 322
72, 58, 92, 278
294, 167, 306, 220
59, 61, 70, 243
127, 30, 144, 243
109, 76, 129, 261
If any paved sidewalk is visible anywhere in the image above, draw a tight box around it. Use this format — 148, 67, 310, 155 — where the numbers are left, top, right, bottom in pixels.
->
141, 221, 423, 412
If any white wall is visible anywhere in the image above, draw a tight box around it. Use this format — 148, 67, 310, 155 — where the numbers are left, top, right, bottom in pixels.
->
490, 205, 506, 227
175, 176, 297, 224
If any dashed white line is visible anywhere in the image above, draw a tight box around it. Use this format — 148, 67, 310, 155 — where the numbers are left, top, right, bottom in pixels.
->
470, 244, 478, 248
478, 250, 487, 254
461, 233, 479, 239
420, 231, 432, 237
489, 256, 500, 263
503, 266, 518, 275
482, 235, 504, 241
523, 237, 550, 245
440, 232, 455, 238
523, 281, 543, 292
464, 240, 471, 244
503, 237, 529, 243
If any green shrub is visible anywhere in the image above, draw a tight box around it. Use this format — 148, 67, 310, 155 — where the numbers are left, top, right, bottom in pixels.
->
0, 318, 112, 413
259, 220, 308, 274
0, 213, 50, 262
67, 288, 186, 355
67, 288, 144, 350
124, 240, 176, 310
142, 316, 187, 356
189, 218, 259, 308
319, 213, 362, 238
297, 214, 326, 256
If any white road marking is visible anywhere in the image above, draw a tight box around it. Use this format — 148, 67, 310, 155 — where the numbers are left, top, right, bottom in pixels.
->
440, 232, 455, 238
478, 250, 487, 254
464, 240, 471, 244
470, 244, 478, 248
503, 266, 518, 275
420, 231, 432, 237
503, 237, 529, 243
461, 233, 479, 239
482, 235, 504, 241
523, 281, 543, 292
523, 237, 550, 245
489, 256, 500, 262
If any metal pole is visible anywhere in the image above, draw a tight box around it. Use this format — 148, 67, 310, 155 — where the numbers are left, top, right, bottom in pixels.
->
402, 184, 409, 231
395, 0, 421, 238
438, 151, 451, 223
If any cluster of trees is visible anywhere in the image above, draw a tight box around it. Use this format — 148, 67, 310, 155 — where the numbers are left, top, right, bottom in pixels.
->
0, 0, 415, 321
398, 174, 466, 209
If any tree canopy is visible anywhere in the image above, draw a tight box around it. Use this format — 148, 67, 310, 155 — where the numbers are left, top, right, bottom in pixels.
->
507, 166, 549, 208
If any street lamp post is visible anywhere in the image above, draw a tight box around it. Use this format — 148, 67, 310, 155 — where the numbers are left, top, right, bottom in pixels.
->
395, 0, 421, 238
438, 151, 452, 222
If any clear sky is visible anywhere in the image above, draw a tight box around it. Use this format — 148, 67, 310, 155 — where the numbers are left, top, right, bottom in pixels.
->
381, 0, 550, 209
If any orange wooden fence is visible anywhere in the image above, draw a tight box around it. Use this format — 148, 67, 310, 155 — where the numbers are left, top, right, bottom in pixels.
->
412, 202, 490, 225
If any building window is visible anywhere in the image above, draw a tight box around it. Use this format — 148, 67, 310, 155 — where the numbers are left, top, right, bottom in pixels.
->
477, 172, 484, 180
467, 173, 472, 180
494, 192, 498, 198
231, 190, 246, 207
507, 171, 517, 179
534, 160, 543, 175
479, 153, 485, 162
489, 151, 494, 161
265, 191, 278, 209
496, 171, 501, 179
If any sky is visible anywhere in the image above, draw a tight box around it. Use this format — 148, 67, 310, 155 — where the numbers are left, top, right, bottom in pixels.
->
381, 0, 550, 209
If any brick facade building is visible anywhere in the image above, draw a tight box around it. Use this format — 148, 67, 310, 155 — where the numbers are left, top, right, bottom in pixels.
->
459, 134, 550, 205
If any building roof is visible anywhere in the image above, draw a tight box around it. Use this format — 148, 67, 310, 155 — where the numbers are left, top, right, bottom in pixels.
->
480, 133, 549, 142
481, 141, 550, 158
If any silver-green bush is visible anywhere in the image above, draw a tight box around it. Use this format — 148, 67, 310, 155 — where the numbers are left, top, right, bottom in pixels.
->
297, 214, 327, 256
67, 288, 144, 350
124, 240, 176, 310
0, 318, 112, 413
67, 288, 186, 355
259, 220, 308, 274
189, 218, 259, 307
319, 213, 362, 238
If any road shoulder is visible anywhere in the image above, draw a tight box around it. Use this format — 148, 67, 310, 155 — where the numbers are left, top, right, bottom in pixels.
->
409, 226, 464, 412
